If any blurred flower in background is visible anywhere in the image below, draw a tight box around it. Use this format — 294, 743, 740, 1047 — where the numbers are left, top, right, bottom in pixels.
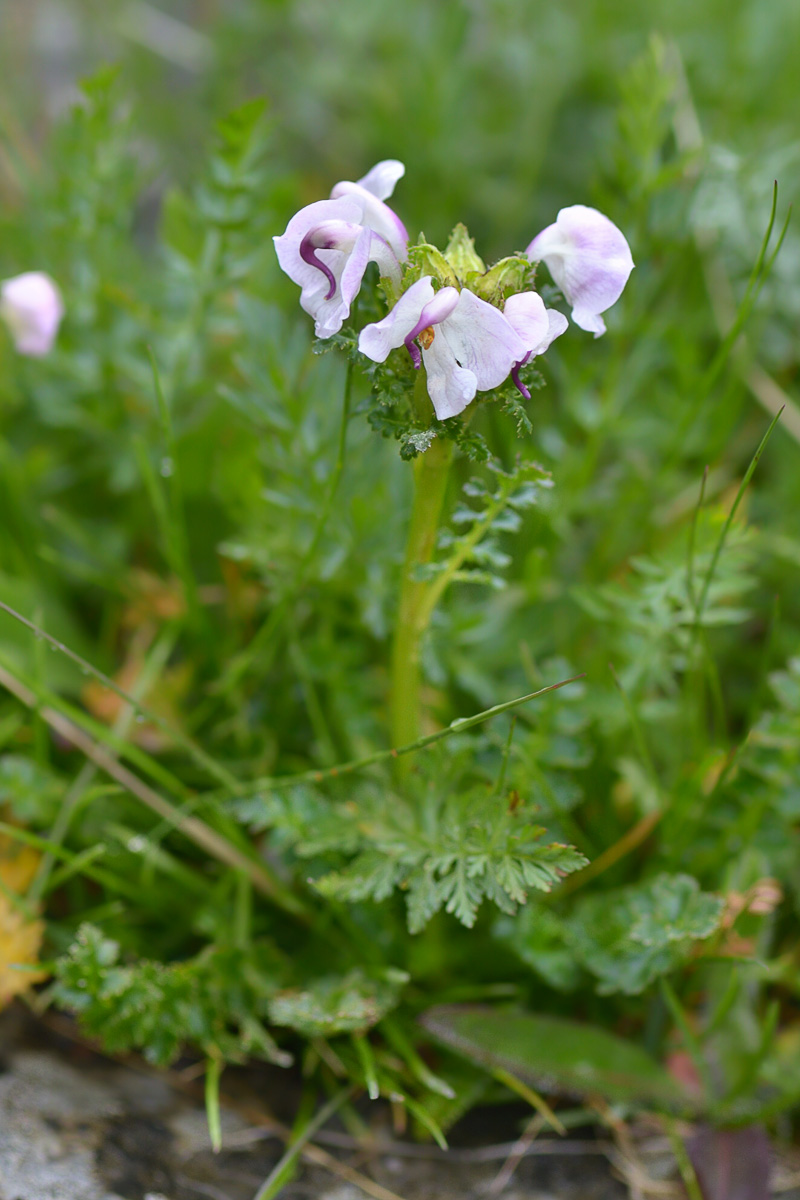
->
0, 271, 64, 356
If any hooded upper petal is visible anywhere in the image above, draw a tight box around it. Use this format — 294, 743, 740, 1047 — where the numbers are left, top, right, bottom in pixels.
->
354, 159, 405, 201
526, 205, 634, 337
0, 272, 63, 357
274, 195, 364, 292
330, 162, 408, 262
358, 278, 473, 374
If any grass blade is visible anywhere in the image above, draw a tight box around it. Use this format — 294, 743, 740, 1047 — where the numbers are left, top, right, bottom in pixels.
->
0, 660, 305, 915
0, 600, 242, 793
694, 407, 784, 626
253, 1085, 356, 1200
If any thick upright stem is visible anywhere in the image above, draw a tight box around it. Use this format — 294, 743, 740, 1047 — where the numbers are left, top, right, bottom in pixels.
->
389, 423, 454, 750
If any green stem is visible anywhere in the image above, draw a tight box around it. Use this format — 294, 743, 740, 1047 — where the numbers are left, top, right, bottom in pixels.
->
389, 400, 454, 750
416, 476, 511, 632
209, 673, 584, 797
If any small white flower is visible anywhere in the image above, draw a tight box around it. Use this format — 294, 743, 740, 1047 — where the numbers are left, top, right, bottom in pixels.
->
526, 205, 634, 337
0, 272, 64, 357
359, 277, 566, 420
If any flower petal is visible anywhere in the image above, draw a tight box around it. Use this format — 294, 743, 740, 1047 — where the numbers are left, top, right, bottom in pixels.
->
358, 277, 435, 363
274, 195, 365, 294
504, 292, 568, 399
526, 205, 634, 338
502, 290, 550, 354
355, 160, 405, 201
330, 180, 408, 261
311, 227, 373, 339
300, 219, 365, 299
422, 334, 477, 420
0, 272, 64, 357
275, 196, 403, 338
438, 289, 528, 392
402, 286, 461, 364
537, 308, 569, 354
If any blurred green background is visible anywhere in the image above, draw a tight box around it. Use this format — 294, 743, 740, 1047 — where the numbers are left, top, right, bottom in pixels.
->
3, 0, 800, 256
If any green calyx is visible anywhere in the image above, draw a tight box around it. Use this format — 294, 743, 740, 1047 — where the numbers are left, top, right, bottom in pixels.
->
407, 241, 459, 289
473, 255, 535, 305
443, 223, 486, 277
402, 232, 536, 311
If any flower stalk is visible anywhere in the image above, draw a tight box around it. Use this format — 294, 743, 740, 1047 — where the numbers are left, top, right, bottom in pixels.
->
389, 372, 454, 751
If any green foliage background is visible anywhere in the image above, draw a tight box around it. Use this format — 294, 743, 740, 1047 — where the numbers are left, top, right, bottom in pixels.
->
2, 0, 800, 1146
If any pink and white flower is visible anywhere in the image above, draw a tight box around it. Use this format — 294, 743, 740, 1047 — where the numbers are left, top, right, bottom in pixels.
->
0, 271, 64, 357
274, 160, 407, 339
358, 277, 567, 420
526, 205, 634, 337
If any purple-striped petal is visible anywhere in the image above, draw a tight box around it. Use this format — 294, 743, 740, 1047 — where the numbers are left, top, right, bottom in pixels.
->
307, 227, 374, 340
526, 205, 634, 337
299, 219, 365, 300
274, 196, 363, 292
274, 194, 403, 338
0, 271, 64, 357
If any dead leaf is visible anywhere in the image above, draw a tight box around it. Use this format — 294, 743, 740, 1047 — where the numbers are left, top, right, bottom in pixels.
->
0, 835, 46, 1006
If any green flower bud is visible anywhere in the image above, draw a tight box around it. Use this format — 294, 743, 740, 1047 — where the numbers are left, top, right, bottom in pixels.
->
443, 223, 486, 278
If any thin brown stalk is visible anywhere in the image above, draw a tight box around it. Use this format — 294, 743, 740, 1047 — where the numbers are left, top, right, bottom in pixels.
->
555, 810, 663, 897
